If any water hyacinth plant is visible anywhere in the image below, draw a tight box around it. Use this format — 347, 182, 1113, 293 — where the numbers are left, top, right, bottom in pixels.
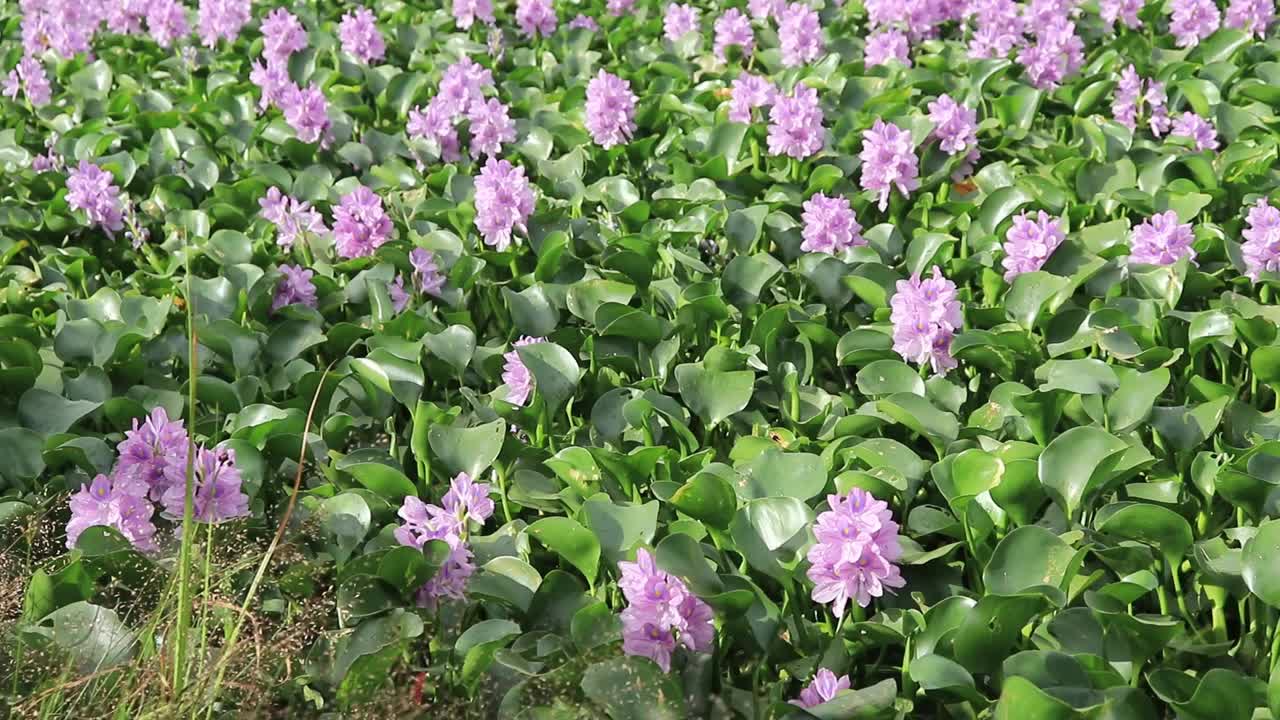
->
5, 0, 1280, 716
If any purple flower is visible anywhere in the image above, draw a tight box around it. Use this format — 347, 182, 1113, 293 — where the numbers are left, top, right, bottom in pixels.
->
1112, 65, 1142, 129
333, 186, 394, 258
107, 0, 149, 35
778, 2, 824, 67
1099, 0, 1143, 28
475, 158, 535, 251
1130, 210, 1196, 266
618, 549, 715, 672
115, 407, 189, 503
67, 474, 158, 553
622, 615, 679, 672
1226, 0, 1275, 36
1016, 18, 1084, 89
32, 149, 60, 172
749, 0, 786, 19
865, 29, 911, 67
147, 0, 191, 48
664, 3, 700, 41
437, 59, 494, 117
517, 0, 558, 37
272, 264, 319, 313
261, 8, 307, 65
569, 13, 599, 30
259, 188, 329, 250
160, 445, 250, 523
389, 275, 410, 312
67, 160, 125, 235
1170, 111, 1219, 151
608, 0, 636, 15
393, 485, 491, 608
801, 193, 865, 254
3, 57, 51, 107
410, 247, 447, 296
408, 97, 462, 162
1170, 0, 1221, 46
467, 98, 516, 158
767, 84, 824, 159
714, 8, 754, 62
196, 0, 250, 47
442, 472, 495, 526
791, 669, 853, 708
1243, 198, 1280, 281
859, 120, 919, 211
1146, 79, 1172, 136
338, 7, 385, 64
966, 0, 1024, 58
250, 60, 293, 111
281, 83, 332, 146
585, 70, 638, 149
889, 267, 962, 374
452, 0, 495, 28
1002, 210, 1066, 281
806, 489, 905, 616
727, 73, 775, 123
502, 336, 544, 406
927, 94, 977, 155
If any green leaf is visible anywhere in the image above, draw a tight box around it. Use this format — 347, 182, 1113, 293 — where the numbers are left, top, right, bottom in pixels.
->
582, 494, 658, 564
581, 657, 688, 720
737, 448, 827, 501
528, 517, 601, 586
984, 526, 1079, 598
18, 389, 101, 436
1038, 426, 1130, 520
675, 363, 754, 428
428, 419, 506, 479
516, 342, 582, 412
1243, 518, 1280, 608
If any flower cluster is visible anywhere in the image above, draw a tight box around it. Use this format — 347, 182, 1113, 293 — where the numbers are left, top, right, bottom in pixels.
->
1226, 0, 1276, 36
806, 489, 906, 617
801, 193, 865, 255
338, 7, 385, 64
618, 549, 715, 673
778, 2, 824, 67
585, 70, 638, 149
272, 264, 319, 313
67, 160, 125, 235
1169, 0, 1221, 46
407, 60, 503, 162
1016, 19, 1084, 90
664, 3, 700, 41
147, 0, 190, 48
333, 186, 394, 259
394, 473, 494, 607
1130, 211, 1196, 266
1242, 199, 1280, 281
3, 57, 51, 106
890, 267, 962, 374
1170, 111, 1219, 152
197, 0, 250, 47
1002, 211, 1066, 281
410, 247, 447, 296
160, 445, 250, 523
714, 8, 754, 62
452, 0, 494, 29
767, 84, 824, 159
261, 8, 307, 66
502, 336, 544, 406
859, 120, 919, 211
516, 0, 557, 38
259, 187, 329, 250
865, 29, 911, 67
727, 73, 775, 123
281, 83, 333, 146
67, 474, 159, 552
927, 94, 977, 156
791, 669, 853, 709
1099, 0, 1143, 28
475, 158, 536, 251
67, 408, 249, 552
966, 0, 1023, 59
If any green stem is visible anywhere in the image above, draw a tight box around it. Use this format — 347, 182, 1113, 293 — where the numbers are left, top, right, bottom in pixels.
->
495, 461, 513, 525
196, 521, 215, 687
174, 247, 199, 695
